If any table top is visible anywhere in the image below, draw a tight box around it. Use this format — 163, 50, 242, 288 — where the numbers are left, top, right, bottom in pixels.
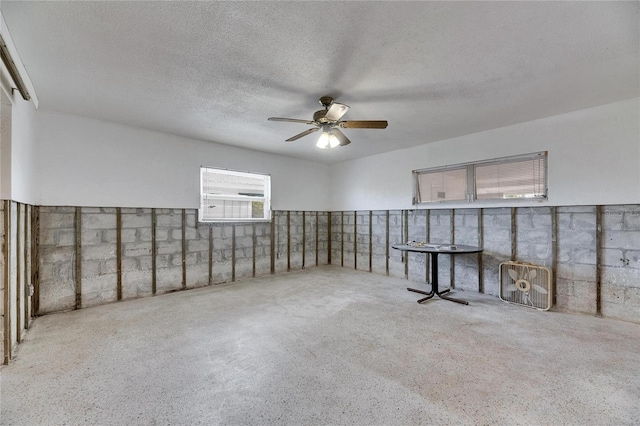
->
392, 243, 483, 254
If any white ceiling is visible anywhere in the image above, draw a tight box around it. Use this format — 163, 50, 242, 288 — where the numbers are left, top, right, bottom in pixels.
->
2, 1, 638, 164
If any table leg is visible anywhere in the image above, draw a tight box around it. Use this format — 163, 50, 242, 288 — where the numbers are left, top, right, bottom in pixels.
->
407, 252, 468, 305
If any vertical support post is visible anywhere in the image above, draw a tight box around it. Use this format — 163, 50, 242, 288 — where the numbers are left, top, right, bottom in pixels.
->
208, 225, 213, 285
302, 211, 306, 269
181, 209, 186, 289
31, 206, 40, 316
3, 201, 10, 364
232, 224, 236, 282
369, 210, 373, 273
403, 210, 409, 279
341, 211, 344, 267
151, 208, 157, 295
270, 211, 275, 274
252, 223, 256, 278
354, 211, 357, 270
551, 206, 558, 306
116, 208, 122, 301
23, 205, 30, 329
286, 211, 291, 272
16, 204, 21, 343
385, 210, 389, 276
315, 211, 319, 267
327, 212, 332, 265
510, 207, 517, 261
478, 208, 484, 294
450, 209, 455, 289
75, 207, 82, 310
595, 205, 603, 317
426, 210, 430, 284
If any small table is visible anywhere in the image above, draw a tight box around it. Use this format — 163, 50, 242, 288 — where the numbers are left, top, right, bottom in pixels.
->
392, 244, 483, 305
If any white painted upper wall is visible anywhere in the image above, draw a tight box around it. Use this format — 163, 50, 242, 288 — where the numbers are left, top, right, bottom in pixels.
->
33, 110, 331, 210
329, 98, 640, 211
9, 97, 37, 204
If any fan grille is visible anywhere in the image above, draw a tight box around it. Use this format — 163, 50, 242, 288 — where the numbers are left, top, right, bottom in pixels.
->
499, 261, 552, 310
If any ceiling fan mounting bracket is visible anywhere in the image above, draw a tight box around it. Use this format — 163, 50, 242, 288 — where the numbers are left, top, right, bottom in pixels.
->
319, 96, 334, 109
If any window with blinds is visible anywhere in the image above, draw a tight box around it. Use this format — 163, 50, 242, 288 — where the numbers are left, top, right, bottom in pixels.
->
200, 167, 271, 222
416, 167, 468, 203
413, 152, 547, 204
475, 156, 546, 200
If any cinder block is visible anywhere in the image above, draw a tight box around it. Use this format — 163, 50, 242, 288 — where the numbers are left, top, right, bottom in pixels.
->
83, 213, 116, 229
121, 212, 151, 228
123, 242, 152, 257
156, 212, 182, 228
82, 244, 116, 260
157, 241, 181, 255
41, 245, 76, 263
81, 260, 101, 278
57, 229, 77, 247
624, 212, 640, 230
122, 270, 153, 299
603, 230, 640, 250
601, 267, 640, 290
41, 212, 76, 229
80, 230, 101, 246
556, 262, 596, 281
187, 239, 209, 252
558, 206, 596, 214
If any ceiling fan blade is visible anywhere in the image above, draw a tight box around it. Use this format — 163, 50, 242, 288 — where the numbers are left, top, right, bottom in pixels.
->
340, 120, 388, 129
325, 102, 350, 121
330, 128, 351, 146
268, 117, 315, 125
285, 128, 319, 142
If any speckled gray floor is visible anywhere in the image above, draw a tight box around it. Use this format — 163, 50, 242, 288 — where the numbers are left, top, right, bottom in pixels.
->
2, 266, 639, 425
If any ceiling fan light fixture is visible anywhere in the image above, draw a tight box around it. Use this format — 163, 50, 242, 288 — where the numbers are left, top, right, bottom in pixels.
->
316, 131, 330, 149
329, 133, 339, 148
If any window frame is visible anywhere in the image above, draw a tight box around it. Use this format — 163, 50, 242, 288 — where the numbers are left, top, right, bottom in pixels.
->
413, 151, 547, 205
199, 166, 272, 223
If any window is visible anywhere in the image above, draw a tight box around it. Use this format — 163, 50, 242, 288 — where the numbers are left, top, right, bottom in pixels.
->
416, 167, 468, 203
414, 152, 547, 204
200, 167, 271, 221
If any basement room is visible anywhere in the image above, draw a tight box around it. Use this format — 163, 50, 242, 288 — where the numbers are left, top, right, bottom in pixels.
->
1, 1, 639, 425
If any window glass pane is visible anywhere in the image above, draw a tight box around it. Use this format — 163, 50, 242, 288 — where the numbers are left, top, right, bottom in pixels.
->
417, 168, 467, 203
200, 168, 270, 221
475, 157, 545, 200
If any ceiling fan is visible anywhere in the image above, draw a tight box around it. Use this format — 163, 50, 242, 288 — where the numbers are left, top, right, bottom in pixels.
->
268, 96, 388, 149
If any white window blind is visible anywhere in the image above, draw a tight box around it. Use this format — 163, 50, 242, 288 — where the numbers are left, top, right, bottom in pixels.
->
413, 152, 547, 204
475, 157, 546, 200
416, 168, 467, 203
200, 167, 271, 221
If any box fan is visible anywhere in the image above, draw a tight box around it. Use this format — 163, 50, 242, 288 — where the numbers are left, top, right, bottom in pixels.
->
499, 261, 552, 311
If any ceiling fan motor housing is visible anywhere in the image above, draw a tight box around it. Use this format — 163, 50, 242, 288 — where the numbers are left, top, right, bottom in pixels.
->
313, 109, 330, 123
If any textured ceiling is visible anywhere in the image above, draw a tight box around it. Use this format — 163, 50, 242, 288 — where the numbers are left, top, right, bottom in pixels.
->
2, 1, 638, 163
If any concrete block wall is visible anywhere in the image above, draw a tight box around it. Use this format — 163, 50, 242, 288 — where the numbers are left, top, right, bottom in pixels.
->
7, 201, 640, 360
480, 208, 512, 296
121, 208, 153, 298
330, 205, 640, 324
81, 208, 119, 308
39, 206, 77, 313
35, 208, 329, 317
601, 205, 640, 319
556, 206, 597, 314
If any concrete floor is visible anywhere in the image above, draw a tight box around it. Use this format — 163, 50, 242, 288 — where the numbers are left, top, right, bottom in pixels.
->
1, 266, 639, 425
